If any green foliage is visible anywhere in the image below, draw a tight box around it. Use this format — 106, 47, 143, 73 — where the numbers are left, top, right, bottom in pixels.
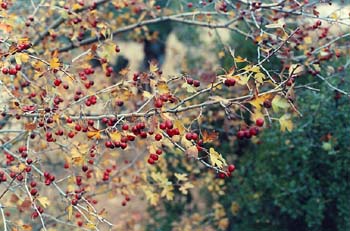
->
223, 80, 350, 231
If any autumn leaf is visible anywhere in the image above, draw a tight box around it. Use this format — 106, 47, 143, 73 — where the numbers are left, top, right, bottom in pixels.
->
202, 130, 219, 143
179, 182, 194, 195
254, 72, 265, 84
109, 131, 121, 142
181, 82, 197, 93
24, 123, 36, 131
234, 56, 247, 63
67, 205, 73, 221
175, 173, 188, 182
185, 145, 198, 158
279, 114, 293, 132
272, 95, 290, 112
209, 148, 227, 169
149, 61, 159, 73
156, 81, 170, 94
50, 57, 60, 69
37, 196, 50, 208
249, 94, 272, 110
87, 128, 102, 140
160, 185, 174, 201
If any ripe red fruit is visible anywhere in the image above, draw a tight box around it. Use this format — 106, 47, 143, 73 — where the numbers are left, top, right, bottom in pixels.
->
71, 199, 78, 205
256, 118, 264, 127
30, 188, 38, 196
155, 133, 162, 141
186, 78, 193, 85
159, 123, 166, 130
225, 78, 236, 87
154, 98, 163, 108
191, 132, 198, 140
2, 67, 8, 74
54, 79, 62, 86
193, 80, 200, 87
75, 124, 82, 131
249, 127, 259, 136
187, 2, 193, 8
156, 149, 162, 155
122, 124, 129, 131
185, 133, 192, 140
1, 2, 7, 10
165, 120, 173, 129
150, 154, 159, 161
147, 158, 155, 165
218, 172, 226, 179
115, 45, 120, 53
237, 130, 245, 139
15, 64, 21, 71
9, 68, 17, 75
228, 164, 236, 172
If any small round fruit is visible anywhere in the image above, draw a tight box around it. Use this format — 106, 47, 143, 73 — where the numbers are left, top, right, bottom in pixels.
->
256, 118, 264, 127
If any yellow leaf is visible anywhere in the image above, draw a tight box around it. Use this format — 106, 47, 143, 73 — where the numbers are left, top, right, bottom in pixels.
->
173, 120, 185, 134
181, 82, 197, 93
179, 182, 194, 195
185, 145, 198, 158
249, 94, 272, 110
156, 81, 169, 94
279, 114, 293, 132
272, 95, 289, 112
231, 201, 240, 215
143, 91, 153, 99
149, 61, 158, 73
209, 148, 227, 169
109, 131, 121, 142
234, 56, 247, 63
175, 173, 188, 182
254, 72, 265, 84
160, 185, 174, 201
50, 58, 60, 69
37, 197, 50, 208
232, 74, 249, 85
67, 205, 73, 221
20, 53, 30, 63
289, 64, 304, 77
86, 129, 102, 140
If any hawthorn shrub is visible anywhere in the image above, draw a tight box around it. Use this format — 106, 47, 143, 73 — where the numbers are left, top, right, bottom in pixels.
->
0, 0, 349, 230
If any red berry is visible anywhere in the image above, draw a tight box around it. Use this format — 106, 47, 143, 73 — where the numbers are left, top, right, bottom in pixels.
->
191, 132, 198, 140
185, 133, 192, 140
54, 79, 62, 86
237, 130, 245, 139
150, 154, 159, 161
187, 2, 193, 8
147, 158, 155, 165
122, 124, 129, 131
15, 64, 21, 71
2, 67, 8, 74
193, 80, 200, 87
1, 2, 7, 10
30, 188, 38, 196
228, 164, 236, 172
9, 68, 17, 75
154, 98, 163, 108
155, 133, 162, 141
224, 78, 236, 87
256, 118, 264, 127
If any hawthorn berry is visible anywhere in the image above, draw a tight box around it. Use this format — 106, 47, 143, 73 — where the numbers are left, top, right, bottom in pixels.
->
228, 164, 236, 172
155, 133, 162, 141
256, 118, 264, 127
